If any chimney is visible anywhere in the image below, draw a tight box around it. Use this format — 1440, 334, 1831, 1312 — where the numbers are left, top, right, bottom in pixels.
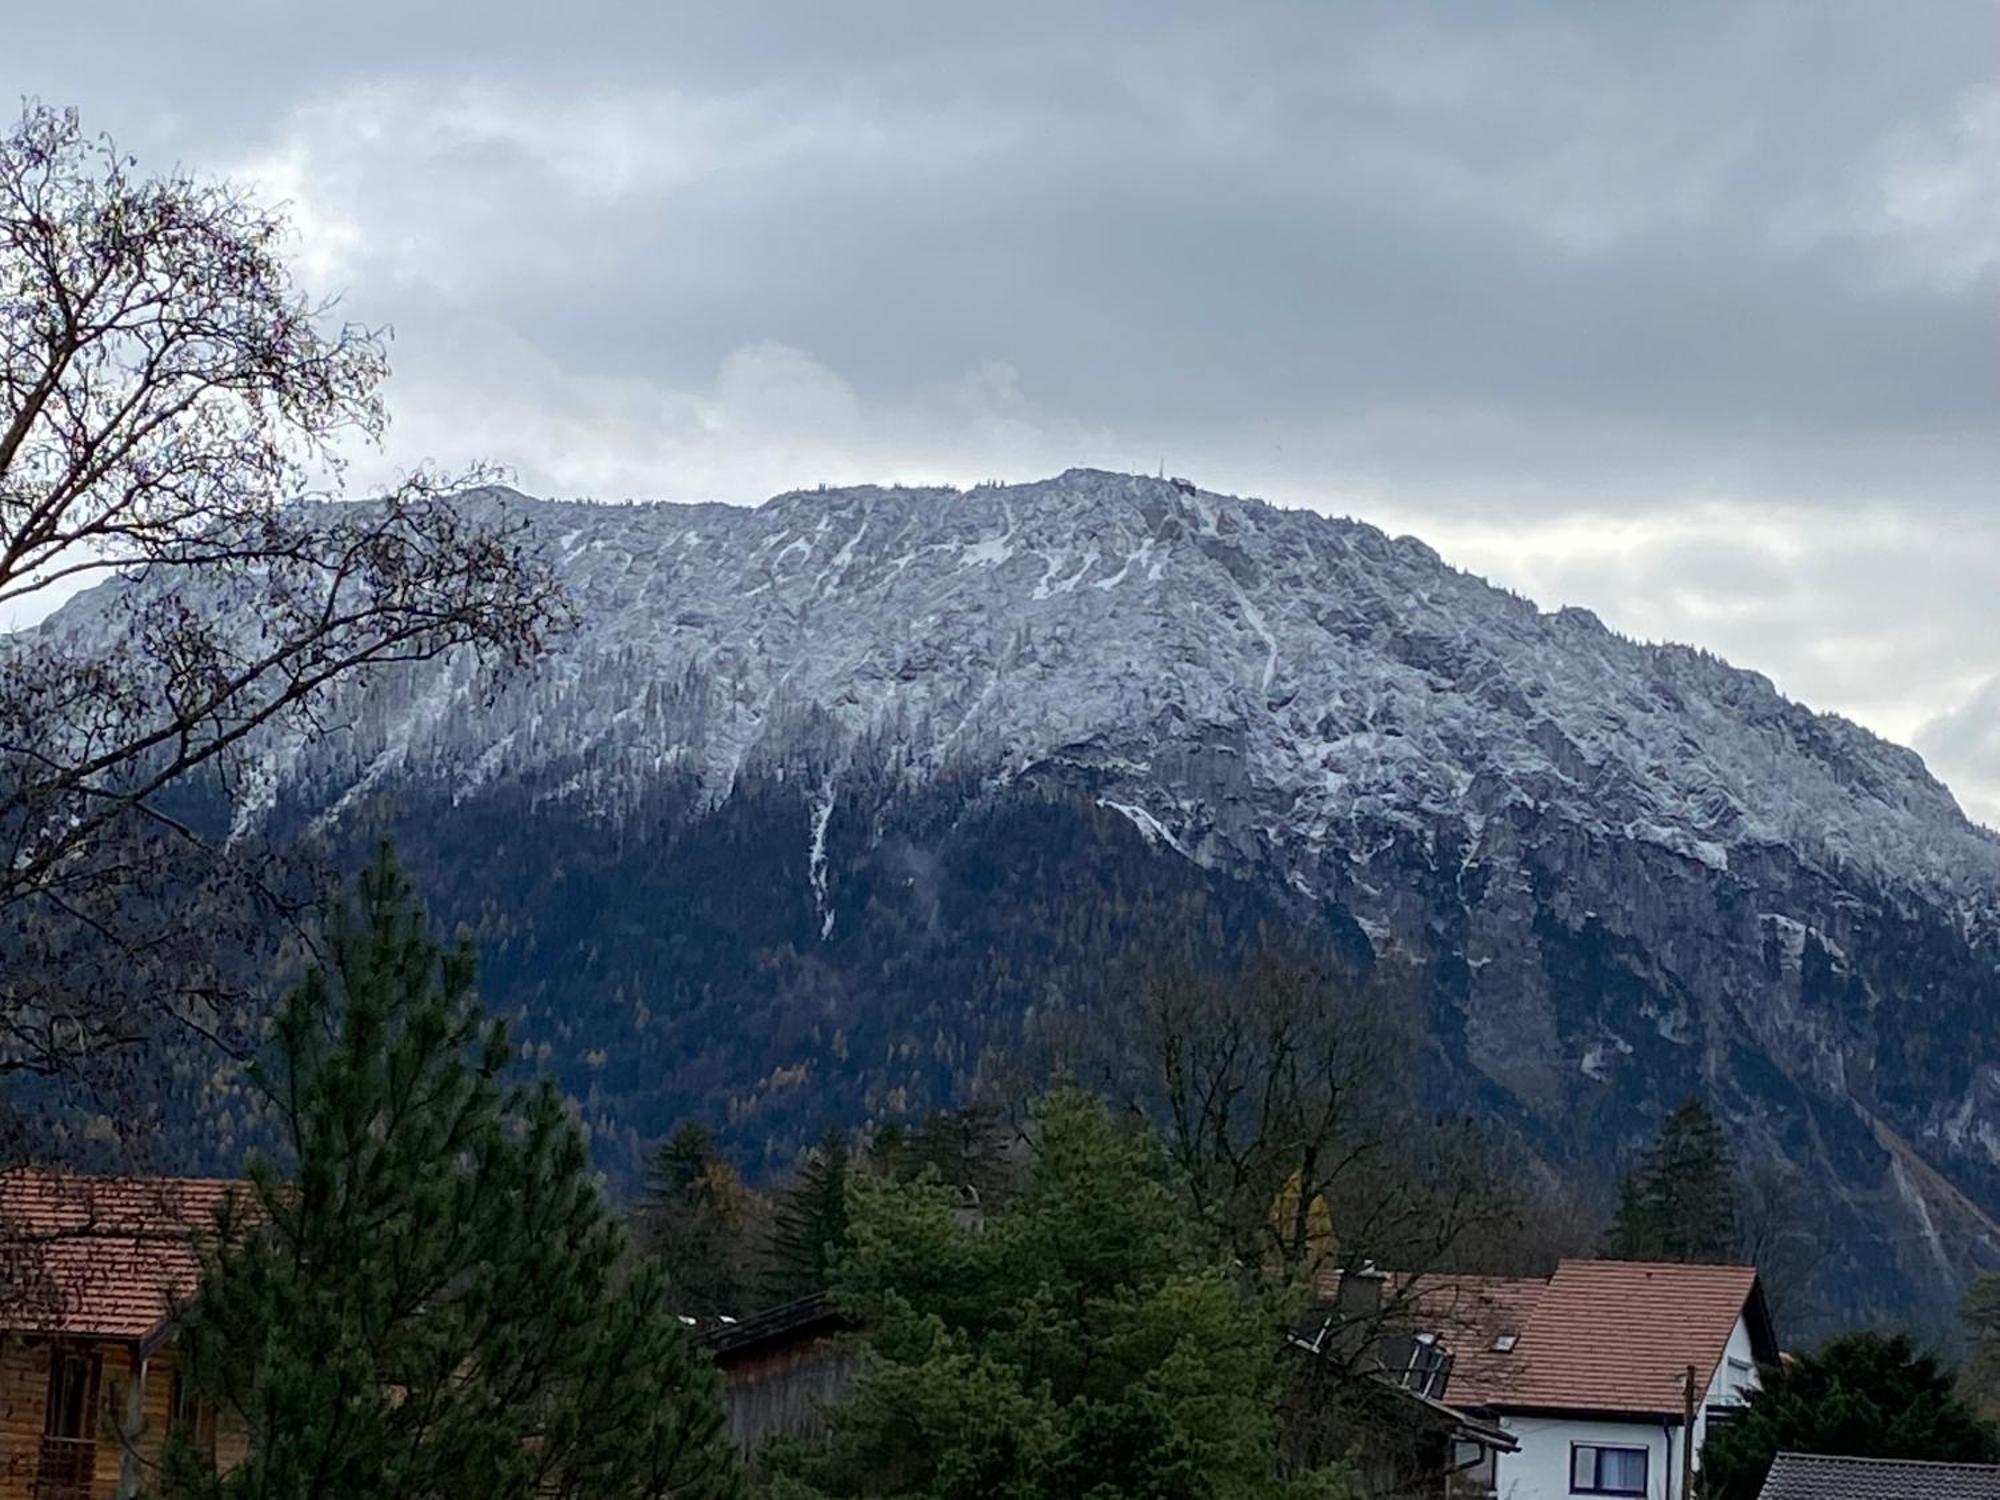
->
1336, 1262, 1387, 1323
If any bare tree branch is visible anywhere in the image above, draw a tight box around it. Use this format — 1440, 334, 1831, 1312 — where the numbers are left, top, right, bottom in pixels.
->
0, 103, 572, 1144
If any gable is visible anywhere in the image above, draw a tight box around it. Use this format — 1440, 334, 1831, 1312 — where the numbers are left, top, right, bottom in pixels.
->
1489, 1259, 1763, 1417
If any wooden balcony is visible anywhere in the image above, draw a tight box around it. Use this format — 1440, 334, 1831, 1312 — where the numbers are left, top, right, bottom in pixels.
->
31, 1435, 96, 1500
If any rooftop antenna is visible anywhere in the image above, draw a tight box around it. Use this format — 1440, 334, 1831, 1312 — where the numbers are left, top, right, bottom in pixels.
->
1157, 455, 1164, 479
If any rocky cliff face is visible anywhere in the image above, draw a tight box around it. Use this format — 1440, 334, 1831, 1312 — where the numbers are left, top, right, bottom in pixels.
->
45, 469, 2000, 1328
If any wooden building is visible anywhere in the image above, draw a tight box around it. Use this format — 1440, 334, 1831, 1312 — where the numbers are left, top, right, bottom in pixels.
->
0, 1171, 246, 1500
701, 1293, 860, 1453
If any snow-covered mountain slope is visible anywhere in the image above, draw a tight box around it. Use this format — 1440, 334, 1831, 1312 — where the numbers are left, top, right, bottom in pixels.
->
245, 469, 1998, 897
46, 469, 2000, 1326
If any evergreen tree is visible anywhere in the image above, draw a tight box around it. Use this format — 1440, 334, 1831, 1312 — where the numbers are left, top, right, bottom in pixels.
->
157, 850, 740, 1500
1700, 1331, 1997, 1500
641, 1121, 753, 1314
765, 1089, 1354, 1499
764, 1130, 853, 1302
1606, 1097, 1739, 1263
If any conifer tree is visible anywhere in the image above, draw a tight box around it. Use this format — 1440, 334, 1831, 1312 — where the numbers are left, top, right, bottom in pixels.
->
642, 1120, 752, 1314
157, 850, 740, 1500
1605, 1096, 1739, 1263
1700, 1331, 1997, 1499
764, 1129, 853, 1302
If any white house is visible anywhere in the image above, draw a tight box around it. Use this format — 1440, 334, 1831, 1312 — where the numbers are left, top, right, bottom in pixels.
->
1388, 1259, 1778, 1500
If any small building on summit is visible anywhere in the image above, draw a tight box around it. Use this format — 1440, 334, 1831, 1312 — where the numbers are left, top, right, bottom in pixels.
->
0, 1170, 248, 1500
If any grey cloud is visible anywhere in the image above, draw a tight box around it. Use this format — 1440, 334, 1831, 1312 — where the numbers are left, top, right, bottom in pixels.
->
1919, 683, 2000, 832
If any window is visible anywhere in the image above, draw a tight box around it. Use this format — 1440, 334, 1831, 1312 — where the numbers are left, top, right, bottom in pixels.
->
1403, 1332, 1453, 1399
170, 1366, 219, 1462
1571, 1442, 1648, 1496
38, 1346, 102, 1498
43, 1345, 101, 1439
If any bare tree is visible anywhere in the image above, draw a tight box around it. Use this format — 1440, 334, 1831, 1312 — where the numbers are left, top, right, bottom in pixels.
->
1734, 1156, 1824, 1336
1119, 957, 1513, 1284
0, 104, 568, 1124
1089, 957, 1528, 1488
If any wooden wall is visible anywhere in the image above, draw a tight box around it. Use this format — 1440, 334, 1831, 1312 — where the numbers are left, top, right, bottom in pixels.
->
720, 1338, 861, 1453
0, 1337, 244, 1500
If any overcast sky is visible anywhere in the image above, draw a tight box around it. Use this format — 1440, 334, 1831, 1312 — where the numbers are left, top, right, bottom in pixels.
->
13, 2, 2000, 820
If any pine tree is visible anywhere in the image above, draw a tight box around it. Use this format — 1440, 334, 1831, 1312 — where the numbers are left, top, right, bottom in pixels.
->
764, 1130, 853, 1302
158, 849, 741, 1500
1605, 1096, 1740, 1263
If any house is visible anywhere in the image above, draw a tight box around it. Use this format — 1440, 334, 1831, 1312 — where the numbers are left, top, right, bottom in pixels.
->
699, 1292, 861, 1452
1756, 1452, 2000, 1499
1473, 1259, 1776, 1499
0, 1170, 246, 1500
1290, 1268, 1520, 1497
1321, 1259, 1778, 1500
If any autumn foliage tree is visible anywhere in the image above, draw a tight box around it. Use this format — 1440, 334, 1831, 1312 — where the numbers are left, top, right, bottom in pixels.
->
0, 103, 565, 1118
641, 1122, 755, 1315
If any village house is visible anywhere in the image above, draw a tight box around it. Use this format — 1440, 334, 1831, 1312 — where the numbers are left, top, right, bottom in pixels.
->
1324, 1258, 1778, 1500
1291, 1266, 1520, 1497
0, 1170, 245, 1500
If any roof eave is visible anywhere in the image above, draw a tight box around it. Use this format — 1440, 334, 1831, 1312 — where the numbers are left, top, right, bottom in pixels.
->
1487, 1401, 1692, 1424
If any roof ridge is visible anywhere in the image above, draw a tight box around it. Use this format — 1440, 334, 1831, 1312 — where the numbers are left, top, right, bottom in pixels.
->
0, 1167, 246, 1187
1774, 1452, 2000, 1471
1552, 1256, 1757, 1275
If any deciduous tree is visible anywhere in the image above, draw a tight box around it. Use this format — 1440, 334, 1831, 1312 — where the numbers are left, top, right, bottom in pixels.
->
766, 1088, 1353, 1499
0, 103, 565, 1116
1959, 1272, 2000, 1420
641, 1121, 754, 1315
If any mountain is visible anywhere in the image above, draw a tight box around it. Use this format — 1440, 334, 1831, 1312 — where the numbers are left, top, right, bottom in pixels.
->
44, 469, 2000, 1329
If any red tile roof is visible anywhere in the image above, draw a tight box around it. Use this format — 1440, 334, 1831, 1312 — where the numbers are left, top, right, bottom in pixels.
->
1499, 1258, 1765, 1416
1320, 1258, 1772, 1417
1401, 1273, 1547, 1407
0, 1170, 246, 1343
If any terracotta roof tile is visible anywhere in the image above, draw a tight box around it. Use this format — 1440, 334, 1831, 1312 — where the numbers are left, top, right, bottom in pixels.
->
1500, 1258, 1762, 1415
1310, 1269, 1546, 1408
1401, 1274, 1547, 1408
0, 1169, 246, 1342
1758, 1453, 2000, 1500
